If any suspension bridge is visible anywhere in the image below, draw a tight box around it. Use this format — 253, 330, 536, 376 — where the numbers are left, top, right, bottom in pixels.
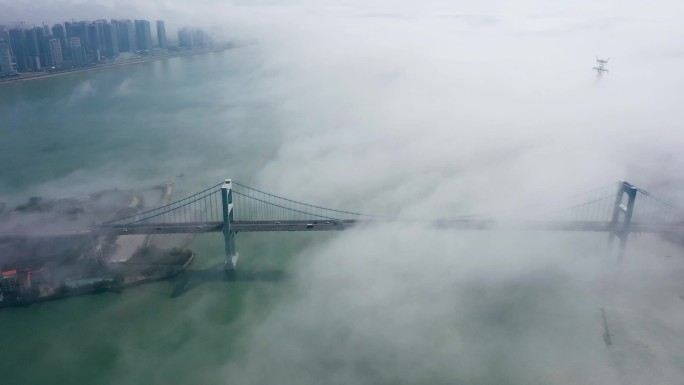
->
2, 180, 684, 269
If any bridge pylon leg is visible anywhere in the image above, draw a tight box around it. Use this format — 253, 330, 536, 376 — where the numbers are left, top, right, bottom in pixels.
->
608, 181, 637, 261
222, 179, 239, 270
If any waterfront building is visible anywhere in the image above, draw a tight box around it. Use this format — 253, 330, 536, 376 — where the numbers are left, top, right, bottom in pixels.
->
72, 22, 90, 52
156, 20, 167, 48
24, 27, 41, 71
178, 27, 193, 49
64, 21, 73, 38
94, 20, 107, 50
8, 28, 28, 72
103, 22, 119, 58
48, 38, 63, 67
179, 28, 210, 49
0, 40, 16, 76
35, 26, 50, 68
87, 23, 102, 60
125, 20, 137, 52
111, 20, 122, 50
0, 270, 19, 301
193, 29, 208, 48
134, 19, 153, 51
0, 29, 17, 76
68, 23, 88, 62
52, 23, 70, 61
69, 36, 86, 66
115, 19, 136, 53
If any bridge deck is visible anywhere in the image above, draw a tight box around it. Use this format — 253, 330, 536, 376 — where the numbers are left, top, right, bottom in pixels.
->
1, 220, 682, 239
104, 220, 683, 234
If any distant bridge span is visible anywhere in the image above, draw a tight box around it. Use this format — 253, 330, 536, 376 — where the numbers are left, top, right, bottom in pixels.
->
6, 220, 684, 238
1, 180, 683, 268
98, 219, 684, 235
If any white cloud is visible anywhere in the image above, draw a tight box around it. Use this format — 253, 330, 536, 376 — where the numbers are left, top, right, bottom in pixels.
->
68, 80, 97, 104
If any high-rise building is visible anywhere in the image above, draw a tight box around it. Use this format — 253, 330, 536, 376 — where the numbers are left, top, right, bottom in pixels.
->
134, 19, 152, 51
192, 29, 207, 48
115, 20, 136, 53
35, 26, 50, 68
68, 22, 88, 62
52, 23, 69, 61
179, 28, 210, 49
103, 22, 119, 58
178, 27, 193, 49
0, 40, 16, 76
87, 23, 102, 61
64, 21, 73, 38
69, 36, 85, 66
8, 28, 28, 72
48, 38, 63, 67
93, 20, 107, 50
111, 20, 122, 50
67, 21, 90, 52
156, 20, 167, 48
124, 20, 136, 52
24, 28, 41, 71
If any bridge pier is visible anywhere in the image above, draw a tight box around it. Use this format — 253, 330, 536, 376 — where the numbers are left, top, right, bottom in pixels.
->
222, 179, 239, 270
608, 181, 637, 261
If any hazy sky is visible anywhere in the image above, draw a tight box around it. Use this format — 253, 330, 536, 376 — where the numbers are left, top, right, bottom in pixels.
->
2, 0, 684, 38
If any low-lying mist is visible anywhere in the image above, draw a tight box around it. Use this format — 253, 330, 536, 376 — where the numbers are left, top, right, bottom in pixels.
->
222, 226, 684, 384
212, 3, 684, 383
2, 1, 684, 384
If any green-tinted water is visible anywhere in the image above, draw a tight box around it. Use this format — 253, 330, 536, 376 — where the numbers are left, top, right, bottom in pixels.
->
0, 46, 321, 384
0, 46, 278, 195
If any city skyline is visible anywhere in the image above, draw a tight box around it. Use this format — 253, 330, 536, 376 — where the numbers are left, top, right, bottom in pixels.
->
0, 16, 206, 39
0, 17, 212, 77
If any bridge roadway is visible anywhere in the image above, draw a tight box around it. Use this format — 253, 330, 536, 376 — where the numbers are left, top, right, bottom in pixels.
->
1, 219, 683, 239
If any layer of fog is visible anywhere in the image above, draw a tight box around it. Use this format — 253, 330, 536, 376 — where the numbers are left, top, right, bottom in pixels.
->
218, 227, 684, 385
3, 1, 684, 383
214, 3, 684, 384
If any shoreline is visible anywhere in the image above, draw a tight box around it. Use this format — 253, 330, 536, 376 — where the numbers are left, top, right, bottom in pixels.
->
0, 185, 196, 309
0, 43, 239, 85
0, 254, 197, 309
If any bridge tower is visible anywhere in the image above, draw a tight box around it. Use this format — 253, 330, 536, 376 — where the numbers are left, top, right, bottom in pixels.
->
608, 181, 637, 260
221, 179, 239, 270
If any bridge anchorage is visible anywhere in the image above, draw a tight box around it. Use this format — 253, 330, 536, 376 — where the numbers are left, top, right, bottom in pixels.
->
8, 179, 683, 268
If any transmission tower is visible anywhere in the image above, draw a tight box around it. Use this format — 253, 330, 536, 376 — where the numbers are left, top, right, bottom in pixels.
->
593, 56, 609, 79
